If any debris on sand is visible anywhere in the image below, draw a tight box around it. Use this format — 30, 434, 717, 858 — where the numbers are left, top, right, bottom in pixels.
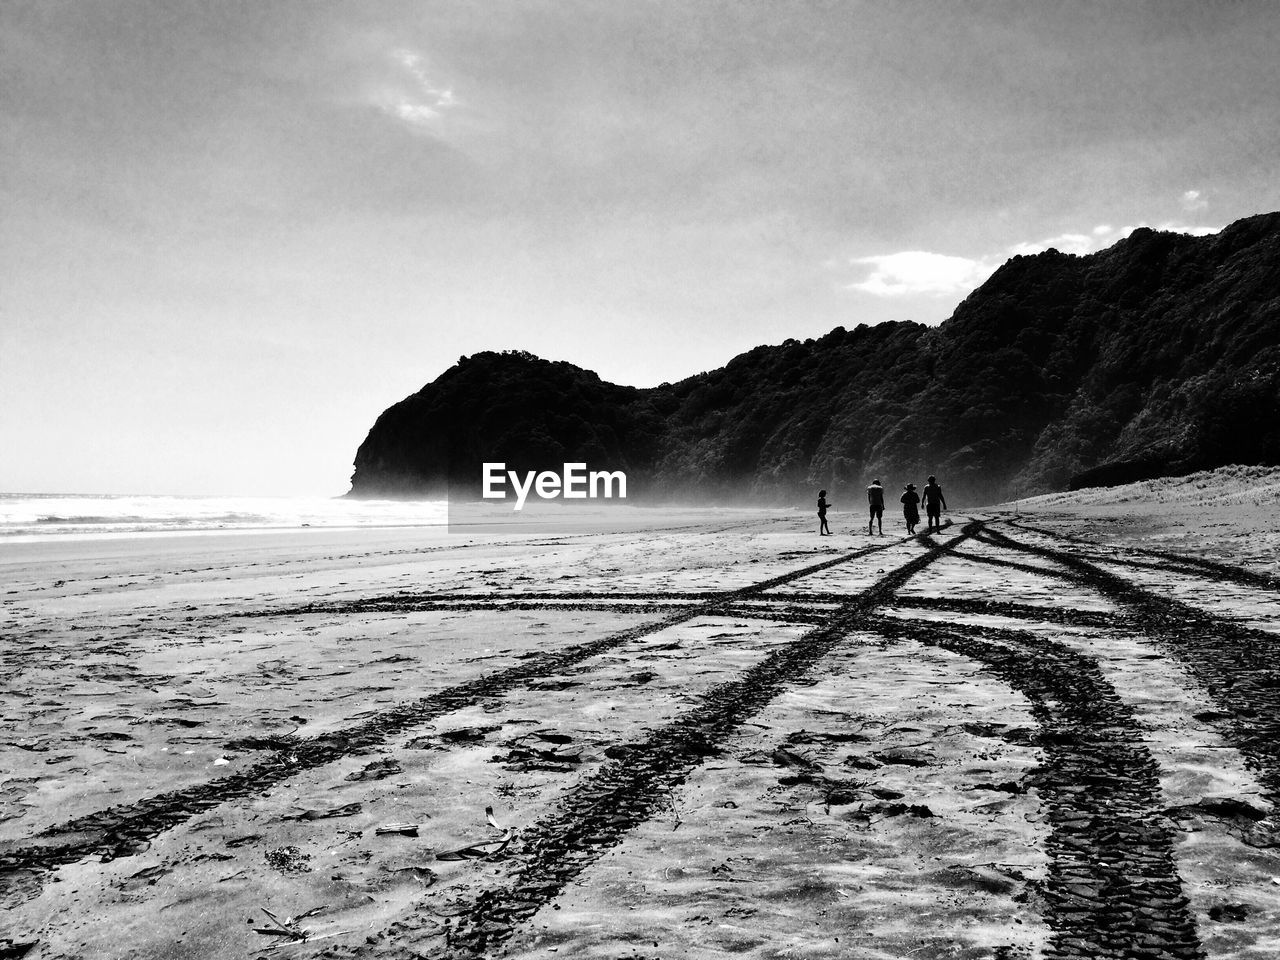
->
871, 749, 932, 767
866, 802, 935, 819
492, 743, 581, 772
252, 905, 324, 943
117, 864, 170, 891
769, 746, 821, 773
436, 807, 514, 861
530, 731, 574, 745
374, 823, 419, 837
784, 728, 869, 746
286, 802, 363, 821
380, 862, 437, 886
345, 757, 401, 781
264, 846, 312, 874
439, 725, 502, 744
970, 780, 1026, 795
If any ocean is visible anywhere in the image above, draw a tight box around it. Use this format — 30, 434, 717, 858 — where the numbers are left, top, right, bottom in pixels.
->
0, 493, 448, 542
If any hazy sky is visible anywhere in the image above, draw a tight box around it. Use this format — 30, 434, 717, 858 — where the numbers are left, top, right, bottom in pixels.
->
2, 1, 1276, 496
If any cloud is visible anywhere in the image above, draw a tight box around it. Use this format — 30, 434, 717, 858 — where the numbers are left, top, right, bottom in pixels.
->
847, 220, 1224, 300
1181, 189, 1208, 212
376, 49, 458, 131
848, 251, 997, 297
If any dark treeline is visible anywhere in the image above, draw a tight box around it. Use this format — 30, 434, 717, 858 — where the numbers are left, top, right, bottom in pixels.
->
348, 212, 1280, 506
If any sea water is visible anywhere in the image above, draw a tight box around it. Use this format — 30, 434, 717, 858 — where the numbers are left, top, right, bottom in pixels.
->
0, 493, 448, 542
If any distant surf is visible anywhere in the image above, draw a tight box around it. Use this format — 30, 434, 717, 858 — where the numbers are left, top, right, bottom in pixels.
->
0, 493, 448, 542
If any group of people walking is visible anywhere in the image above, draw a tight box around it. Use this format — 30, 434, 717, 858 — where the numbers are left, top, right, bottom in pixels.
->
816, 476, 947, 537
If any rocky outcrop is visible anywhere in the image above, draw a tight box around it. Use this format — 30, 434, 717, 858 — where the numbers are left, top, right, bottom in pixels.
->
349, 212, 1280, 505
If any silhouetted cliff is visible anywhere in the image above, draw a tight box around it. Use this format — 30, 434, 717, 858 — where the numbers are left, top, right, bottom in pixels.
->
349, 212, 1280, 505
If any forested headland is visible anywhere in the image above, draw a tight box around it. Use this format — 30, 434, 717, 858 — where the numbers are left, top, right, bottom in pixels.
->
349, 212, 1280, 506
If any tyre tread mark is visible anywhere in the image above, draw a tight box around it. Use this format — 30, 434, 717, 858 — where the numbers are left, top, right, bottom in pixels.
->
982, 524, 1280, 805
359, 527, 978, 958
869, 615, 1204, 960
0, 538, 905, 885
1007, 519, 1280, 591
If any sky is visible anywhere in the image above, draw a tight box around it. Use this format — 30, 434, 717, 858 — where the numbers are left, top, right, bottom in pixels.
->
2, 1, 1277, 496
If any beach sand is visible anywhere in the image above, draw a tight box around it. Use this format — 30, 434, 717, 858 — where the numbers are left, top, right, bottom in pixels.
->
3, 475, 1280, 959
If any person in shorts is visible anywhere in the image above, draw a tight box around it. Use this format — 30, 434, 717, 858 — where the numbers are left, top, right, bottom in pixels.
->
817, 489, 832, 536
867, 479, 885, 535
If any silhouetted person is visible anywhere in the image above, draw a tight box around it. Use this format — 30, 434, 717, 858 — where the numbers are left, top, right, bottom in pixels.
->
901, 483, 920, 535
867, 479, 885, 535
817, 489, 832, 536
922, 474, 947, 534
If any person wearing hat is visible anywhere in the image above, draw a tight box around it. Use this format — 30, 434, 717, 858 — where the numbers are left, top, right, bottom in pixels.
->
921, 475, 947, 534
901, 483, 921, 535
867, 479, 885, 535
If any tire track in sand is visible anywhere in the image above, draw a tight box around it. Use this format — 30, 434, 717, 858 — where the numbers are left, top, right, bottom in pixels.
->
1006, 520, 1280, 592
0, 537, 905, 896
355, 526, 978, 959
981, 524, 1280, 809
870, 614, 1204, 960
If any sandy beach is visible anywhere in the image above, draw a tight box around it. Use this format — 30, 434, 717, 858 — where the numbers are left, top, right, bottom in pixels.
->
9, 2, 1280, 958
3, 473, 1280, 960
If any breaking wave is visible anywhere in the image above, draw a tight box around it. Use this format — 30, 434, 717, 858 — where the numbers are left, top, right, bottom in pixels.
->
0, 494, 447, 542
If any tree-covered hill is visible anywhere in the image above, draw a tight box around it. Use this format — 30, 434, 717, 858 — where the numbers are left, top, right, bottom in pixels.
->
348, 212, 1280, 506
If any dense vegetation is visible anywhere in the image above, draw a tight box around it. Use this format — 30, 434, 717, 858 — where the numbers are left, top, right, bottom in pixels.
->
349, 212, 1280, 506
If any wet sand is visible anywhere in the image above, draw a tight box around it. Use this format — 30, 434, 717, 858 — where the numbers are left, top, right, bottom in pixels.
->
3, 486, 1280, 959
